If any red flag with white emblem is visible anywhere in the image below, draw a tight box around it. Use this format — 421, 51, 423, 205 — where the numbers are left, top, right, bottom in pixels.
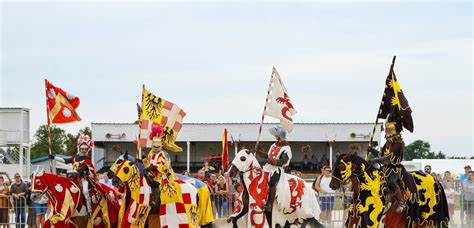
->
45, 79, 81, 124
263, 68, 297, 132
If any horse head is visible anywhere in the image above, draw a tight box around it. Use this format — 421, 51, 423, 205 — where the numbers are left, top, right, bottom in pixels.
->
330, 153, 367, 190
31, 170, 50, 194
227, 149, 260, 178
111, 151, 139, 184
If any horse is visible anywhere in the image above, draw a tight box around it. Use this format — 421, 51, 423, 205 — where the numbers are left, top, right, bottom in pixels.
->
31, 170, 120, 228
329, 153, 449, 228
110, 153, 214, 228
31, 170, 83, 228
110, 153, 155, 228
227, 149, 324, 228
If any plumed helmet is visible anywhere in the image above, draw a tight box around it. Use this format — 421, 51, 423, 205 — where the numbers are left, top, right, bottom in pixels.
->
77, 134, 93, 153
149, 123, 164, 140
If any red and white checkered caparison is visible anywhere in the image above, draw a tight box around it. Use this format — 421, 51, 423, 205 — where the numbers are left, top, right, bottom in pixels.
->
139, 101, 186, 148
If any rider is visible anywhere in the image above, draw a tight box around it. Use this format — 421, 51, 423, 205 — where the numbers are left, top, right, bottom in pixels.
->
50, 134, 96, 215
256, 126, 292, 212
368, 113, 406, 212
143, 123, 173, 209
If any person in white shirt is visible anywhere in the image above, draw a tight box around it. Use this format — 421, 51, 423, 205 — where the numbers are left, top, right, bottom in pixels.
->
99, 173, 113, 188
314, 165, 336, 223
443, 180, 456, 224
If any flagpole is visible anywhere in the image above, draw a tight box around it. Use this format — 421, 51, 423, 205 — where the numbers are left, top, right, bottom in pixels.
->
137, 85, 145, 160
366, 56, 397, 160
45, 79, 54, 173
255, 68, 275, 149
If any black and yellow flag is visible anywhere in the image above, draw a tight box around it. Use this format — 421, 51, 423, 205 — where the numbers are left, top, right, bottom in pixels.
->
377, 56, 414, 132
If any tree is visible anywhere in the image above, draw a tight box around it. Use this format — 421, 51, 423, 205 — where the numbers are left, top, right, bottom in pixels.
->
403, 140, 446, 161
447, 156, 467, 159
31, 125, 67, 159
65, 127, 92, 155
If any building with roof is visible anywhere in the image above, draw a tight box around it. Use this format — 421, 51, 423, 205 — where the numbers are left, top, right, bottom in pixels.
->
31, 154, 72, 173
92, 122, 382, 172
0, 108, 31, 177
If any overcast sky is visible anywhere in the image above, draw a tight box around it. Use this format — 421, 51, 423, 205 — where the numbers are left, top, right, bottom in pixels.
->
1, 1, 472, 157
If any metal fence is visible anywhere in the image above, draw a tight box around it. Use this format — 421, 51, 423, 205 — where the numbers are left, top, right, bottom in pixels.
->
0, 195, 27, 228
0, 190, 471, 227
210, 192, 237, 219
210, 191, 474, 227
460, 196, 474, 228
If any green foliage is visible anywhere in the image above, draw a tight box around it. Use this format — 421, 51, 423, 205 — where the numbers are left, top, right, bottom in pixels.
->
31, 125, 67, 159
301, 145, 312, 153
30, 126, 92, 159
403, 140, 446, 161
448, 156, 467, 159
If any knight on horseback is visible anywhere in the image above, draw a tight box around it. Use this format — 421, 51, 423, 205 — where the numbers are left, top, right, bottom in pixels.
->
50, 134, 96, 216
256, 125, 292, 212
368, 113, 407, 213
142, 123, 169, 209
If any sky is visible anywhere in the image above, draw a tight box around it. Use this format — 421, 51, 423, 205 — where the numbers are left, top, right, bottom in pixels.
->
1, 1, 472, 157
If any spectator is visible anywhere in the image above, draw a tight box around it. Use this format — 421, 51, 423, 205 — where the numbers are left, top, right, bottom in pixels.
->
320, 154, 329, 168
202, 161, 215, 178
0, 176, 10, 228
309, 155, 317, 172
442, 171, 453, 188
463, 171, 474, 223
461, 165, 472, 182
197, 170, 213, 193
26, 184, 35, 228
214, 176, 229, 217
430, 172, 438, 182
34, 194, 47, 228
234, 183, 244, 195
228, 183, 246, 228
313, 166, 335, 224
59, 171, 67, 178
424, 165, 432, 175
444, 180, 455, 223
99, 173, 113, 188
210, 174, 218, 190
461, 165, 472, 221
296, 171, 303, 178
181, 170, 190, 177
303, 155, 309, 168
10, 173, 27, 228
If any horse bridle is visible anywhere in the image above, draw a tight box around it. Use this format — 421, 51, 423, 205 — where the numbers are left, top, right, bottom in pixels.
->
227, 160, 262, 177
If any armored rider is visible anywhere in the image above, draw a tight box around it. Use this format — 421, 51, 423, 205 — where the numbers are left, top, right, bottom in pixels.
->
50, 134, 96, 215
369, 113, 406, 212
256, 126, 292, 212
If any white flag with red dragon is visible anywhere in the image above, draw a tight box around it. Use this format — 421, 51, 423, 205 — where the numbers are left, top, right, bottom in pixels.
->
263, 67, 297, 132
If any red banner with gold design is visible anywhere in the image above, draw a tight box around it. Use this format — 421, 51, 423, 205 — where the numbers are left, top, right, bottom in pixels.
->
45, 79, 81, 124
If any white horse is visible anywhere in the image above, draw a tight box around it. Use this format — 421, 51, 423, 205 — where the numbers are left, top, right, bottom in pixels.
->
227, 149, 323, 228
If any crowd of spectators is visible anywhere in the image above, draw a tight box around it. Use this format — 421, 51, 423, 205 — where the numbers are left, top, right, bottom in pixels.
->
192, 161, 232, 217
423, 164, 474, 226
0, 160, 472, 226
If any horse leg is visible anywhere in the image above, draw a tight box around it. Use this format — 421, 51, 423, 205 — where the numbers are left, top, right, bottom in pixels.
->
71, 216, 88, 228
147, 214, 160, 228
228, 203, 248, 228
265, 210, 272, 227
299, 218, 324, 228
